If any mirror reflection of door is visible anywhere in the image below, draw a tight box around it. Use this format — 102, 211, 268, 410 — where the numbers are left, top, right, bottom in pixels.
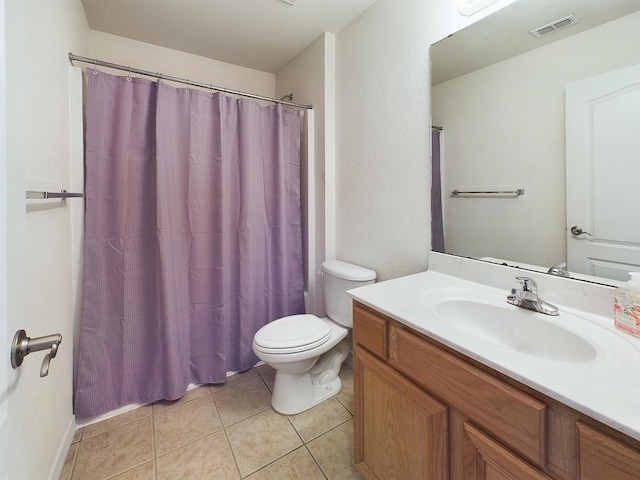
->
565, 64, 640, 281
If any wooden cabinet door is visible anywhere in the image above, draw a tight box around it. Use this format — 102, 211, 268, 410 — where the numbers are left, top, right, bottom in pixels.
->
462, 422, 552, 480
577, 422, 640, 480
354, 345, 448, 480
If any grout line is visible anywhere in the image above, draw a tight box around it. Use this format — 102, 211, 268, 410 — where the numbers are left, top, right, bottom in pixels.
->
240, 443, 306, 479
304, 444, 329, 480
244, 445, 313, 479
335, 394, 353, 415
153, 429, 226, 459
256, 370, 274, 393
151, 402, 158, 480
305, 443, 331, 480
211, 387, 244, 478
103, 460, 154, 480
221, 428, 243, 478
218, 403, 273, 429
286, 413, 306, 444
68, 441, 80, 480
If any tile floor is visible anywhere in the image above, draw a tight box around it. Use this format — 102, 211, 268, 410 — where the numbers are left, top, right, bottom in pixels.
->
60, 362, 363, 480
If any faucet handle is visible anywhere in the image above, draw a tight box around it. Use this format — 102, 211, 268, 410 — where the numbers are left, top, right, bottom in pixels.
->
515, 276, 537, 293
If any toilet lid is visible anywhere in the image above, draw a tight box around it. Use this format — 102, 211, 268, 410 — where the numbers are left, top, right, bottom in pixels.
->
254, 314, 331, 354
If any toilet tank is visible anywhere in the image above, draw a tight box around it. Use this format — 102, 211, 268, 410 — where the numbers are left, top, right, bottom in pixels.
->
322, 260, 376, 328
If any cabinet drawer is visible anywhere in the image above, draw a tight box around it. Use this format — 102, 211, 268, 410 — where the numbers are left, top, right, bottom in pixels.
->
577, 422, 640, 480
353, 303, 388, 359
393, 328, 547, 467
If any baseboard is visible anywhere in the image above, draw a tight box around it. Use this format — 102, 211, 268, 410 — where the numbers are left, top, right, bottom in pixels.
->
48, 414, 77, 480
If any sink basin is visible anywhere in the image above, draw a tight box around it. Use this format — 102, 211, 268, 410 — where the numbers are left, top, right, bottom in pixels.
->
423, 289, 598, 363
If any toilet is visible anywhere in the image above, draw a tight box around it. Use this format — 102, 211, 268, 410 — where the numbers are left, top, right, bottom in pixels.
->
252, 260, 376, 415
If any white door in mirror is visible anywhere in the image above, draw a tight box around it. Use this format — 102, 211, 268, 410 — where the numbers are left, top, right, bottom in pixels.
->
566, 64, 640, 282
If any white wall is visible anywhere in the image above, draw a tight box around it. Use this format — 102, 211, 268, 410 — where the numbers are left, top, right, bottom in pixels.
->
3, 0, 28, 477
89, 30, 276, 98
276, 33, 334, 317
23, 0, 89, 478
432, 12, 640, 268
334, 0, 515, 281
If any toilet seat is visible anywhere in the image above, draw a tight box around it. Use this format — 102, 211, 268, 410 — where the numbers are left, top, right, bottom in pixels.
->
253, 314, 331, 354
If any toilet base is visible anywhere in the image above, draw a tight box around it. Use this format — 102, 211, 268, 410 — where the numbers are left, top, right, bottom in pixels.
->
270, 339, 349, 415
271, 373, 343, 415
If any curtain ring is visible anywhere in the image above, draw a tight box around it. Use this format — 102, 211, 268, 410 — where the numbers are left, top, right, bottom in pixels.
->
209, 84, 214, 97
156, 73, 163, 86
127, 66, 132, 81
92, 58, 98, 75
186, 79, 190, 93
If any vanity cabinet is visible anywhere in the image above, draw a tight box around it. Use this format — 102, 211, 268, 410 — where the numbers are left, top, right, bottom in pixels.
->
352, 302, 640, 480
353, 305, 448, 479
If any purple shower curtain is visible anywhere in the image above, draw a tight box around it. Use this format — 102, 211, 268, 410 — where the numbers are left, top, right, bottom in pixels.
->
75, 70, 305, 421
431, 128, 445, 253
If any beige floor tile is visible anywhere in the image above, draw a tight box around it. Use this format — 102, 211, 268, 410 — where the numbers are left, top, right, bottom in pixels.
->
307, 420, 363, 480
288, 398, 352, 442
210, 368, 259, 392
107, 461, 155, 479
59, 442, 78, 480
74, 416, 154, 480
245, 446, 325, 480
154, 393, 223, 456
226, 409, 303, 477
156, 431, 240, 480
214, 375, 272, 426
153, 385, 212, 413
83, 405, 153, 439
336, 369, 354, 414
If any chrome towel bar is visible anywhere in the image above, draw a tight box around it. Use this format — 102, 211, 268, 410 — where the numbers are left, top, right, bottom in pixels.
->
451, 188, 524, 196
26, 190, 84, 200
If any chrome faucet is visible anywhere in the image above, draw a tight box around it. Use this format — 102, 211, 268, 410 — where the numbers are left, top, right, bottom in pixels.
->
507, 277, 559, 316
547, 262, 571, 278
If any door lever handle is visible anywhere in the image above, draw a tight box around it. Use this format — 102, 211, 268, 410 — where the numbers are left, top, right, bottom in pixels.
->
570, 225, 592, 237
40, 341, 60, 377
11, 330, 62, 377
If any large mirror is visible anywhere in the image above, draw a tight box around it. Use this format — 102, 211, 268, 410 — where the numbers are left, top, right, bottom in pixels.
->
431, 0, 640, 286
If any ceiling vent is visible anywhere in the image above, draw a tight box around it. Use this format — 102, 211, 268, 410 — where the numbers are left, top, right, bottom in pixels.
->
530, 15, 579, 38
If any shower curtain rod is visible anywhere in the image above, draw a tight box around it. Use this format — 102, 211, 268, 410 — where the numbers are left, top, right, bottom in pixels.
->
68, 52, 313, 110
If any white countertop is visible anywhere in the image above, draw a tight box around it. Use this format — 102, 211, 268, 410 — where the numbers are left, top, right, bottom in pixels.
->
348, 253, 640, 441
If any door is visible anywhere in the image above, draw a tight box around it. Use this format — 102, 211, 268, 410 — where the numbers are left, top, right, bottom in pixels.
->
462, 422, 552, 480
0, 0, 28, 478
565, 65, 640, 281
